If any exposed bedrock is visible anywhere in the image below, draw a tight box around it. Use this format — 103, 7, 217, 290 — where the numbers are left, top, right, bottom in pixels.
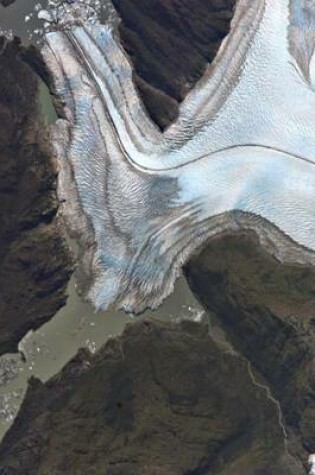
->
0, 37, 72, 355
112, 0, 236, 129
0, 319, 306, 474
185, 232, 315, 466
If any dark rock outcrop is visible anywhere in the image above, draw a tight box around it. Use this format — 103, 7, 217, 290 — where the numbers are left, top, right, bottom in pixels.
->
185, 232, 315, 466
0, 319, 305, 474
112, 0, 236, 129
0, 37, 72, 355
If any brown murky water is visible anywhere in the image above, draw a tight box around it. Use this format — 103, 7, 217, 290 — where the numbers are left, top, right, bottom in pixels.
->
0, 0, 204, 440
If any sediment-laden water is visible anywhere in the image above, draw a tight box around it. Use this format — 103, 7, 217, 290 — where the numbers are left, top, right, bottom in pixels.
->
0, 275, 204, 440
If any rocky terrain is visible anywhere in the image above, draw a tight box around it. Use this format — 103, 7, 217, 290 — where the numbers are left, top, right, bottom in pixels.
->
0, 319, 306, 474
0, 0, 314, 473
112, 0, 236, 129
186, 232, 315, 465
0, 36, 72, 355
